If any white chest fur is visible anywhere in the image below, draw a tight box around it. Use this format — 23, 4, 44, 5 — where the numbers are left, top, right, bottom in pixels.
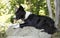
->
25, 11, 32, 19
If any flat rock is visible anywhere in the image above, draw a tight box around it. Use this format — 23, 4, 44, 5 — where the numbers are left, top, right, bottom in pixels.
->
6, 26, 51, 38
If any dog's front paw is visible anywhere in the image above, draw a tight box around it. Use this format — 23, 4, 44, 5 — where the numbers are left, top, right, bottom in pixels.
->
11, 23, 20, 29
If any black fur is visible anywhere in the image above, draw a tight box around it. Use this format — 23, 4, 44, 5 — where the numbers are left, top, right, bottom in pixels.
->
15, 6, 57, 34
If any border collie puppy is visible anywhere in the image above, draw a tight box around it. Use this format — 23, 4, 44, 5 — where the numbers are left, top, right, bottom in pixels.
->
15, 6, 57, 34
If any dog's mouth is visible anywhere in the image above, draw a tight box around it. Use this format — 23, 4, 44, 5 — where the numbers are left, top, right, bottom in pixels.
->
13, 19, 25, 24
17, 19, 25, 24
11, 15, 24, 24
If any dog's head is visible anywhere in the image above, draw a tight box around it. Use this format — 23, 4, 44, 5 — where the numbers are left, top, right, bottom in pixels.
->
15, 6, 26, 20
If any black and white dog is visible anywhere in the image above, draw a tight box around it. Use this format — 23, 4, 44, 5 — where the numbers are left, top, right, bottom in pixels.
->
15, 6, 57, 34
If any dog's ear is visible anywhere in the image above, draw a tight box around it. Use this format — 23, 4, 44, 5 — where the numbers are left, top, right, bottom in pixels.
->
18, 5, 25, 11
15, 5, 25, 15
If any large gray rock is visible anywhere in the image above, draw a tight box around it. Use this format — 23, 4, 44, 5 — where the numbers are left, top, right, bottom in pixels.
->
6, 26, 52, 38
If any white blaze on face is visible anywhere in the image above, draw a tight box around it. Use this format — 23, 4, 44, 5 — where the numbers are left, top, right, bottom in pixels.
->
25, 11, 32, 19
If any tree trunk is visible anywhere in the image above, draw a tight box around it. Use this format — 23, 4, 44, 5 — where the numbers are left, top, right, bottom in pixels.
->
46, 0, 53, 18
54, 0, 60, 29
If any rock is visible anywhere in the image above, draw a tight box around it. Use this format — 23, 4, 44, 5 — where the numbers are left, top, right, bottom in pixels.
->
6, 26, 51, 38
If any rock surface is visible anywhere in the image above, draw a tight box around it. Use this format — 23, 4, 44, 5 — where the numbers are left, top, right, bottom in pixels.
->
6, 26, 51, 38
